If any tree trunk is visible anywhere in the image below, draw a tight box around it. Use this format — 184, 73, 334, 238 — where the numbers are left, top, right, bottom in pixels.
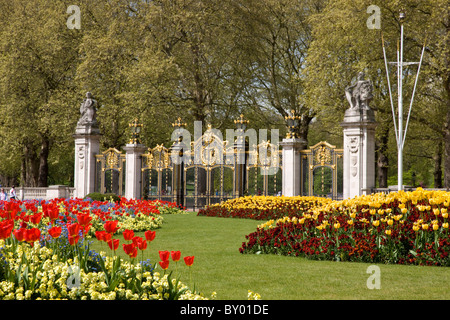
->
38, 137, 50, 187
23, 143, 39, 187
433, 141, 443, 188
444, 106, 450, 189
376, 122, 389, 188
443, 13, 450, 189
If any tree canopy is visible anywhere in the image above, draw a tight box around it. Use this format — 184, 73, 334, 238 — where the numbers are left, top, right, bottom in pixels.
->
0, 0, 447, 188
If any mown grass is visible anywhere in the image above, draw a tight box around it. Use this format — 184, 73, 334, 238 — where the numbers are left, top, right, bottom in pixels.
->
91, 213, 450, 300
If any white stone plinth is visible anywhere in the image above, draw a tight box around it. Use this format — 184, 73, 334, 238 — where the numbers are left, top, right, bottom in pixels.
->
73, 126, 101, 199
123, 144, 147, 200
341, 108, 377, 199
280, 138, 306, 197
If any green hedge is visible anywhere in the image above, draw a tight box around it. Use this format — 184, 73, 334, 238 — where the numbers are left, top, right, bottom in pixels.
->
84, 192, 121, 202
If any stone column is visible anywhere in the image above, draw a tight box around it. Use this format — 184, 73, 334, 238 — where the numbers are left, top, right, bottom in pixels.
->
123, 143, 146, 199
280, 138, 306, 197
341, 107, 377, 199
73, 124, 101, 199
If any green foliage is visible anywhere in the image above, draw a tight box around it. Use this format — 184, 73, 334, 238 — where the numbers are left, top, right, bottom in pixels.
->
84, 192, 121, 203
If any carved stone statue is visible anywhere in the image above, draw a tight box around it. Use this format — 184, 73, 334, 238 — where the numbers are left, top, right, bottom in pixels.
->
77, 92, 98, 127
345, 72, 373, 110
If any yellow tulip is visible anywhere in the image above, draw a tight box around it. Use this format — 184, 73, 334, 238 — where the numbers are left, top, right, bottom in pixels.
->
385, 229, 392, 236
387, 219, 393, 226
443, 222, 449, 229
401, 207, 408, 214
347, 219, 354, 226
433, 223, 439, 231
422, 224, 429, 231
333, 222, 340, 229
413, 225, 419, 232
372, 220, 380, 227
433, 208, 440, 216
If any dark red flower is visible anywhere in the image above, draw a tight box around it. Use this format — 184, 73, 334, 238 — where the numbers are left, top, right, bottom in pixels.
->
144, 230, 156, 242
123, 243, 137, 258
159, 250, 170, 261
108, 238, 120, 251
159, 259, 169, 270
123, 229, 134, 241
104, 220, 119, 234
48, 226, 62, 238
184, 256, 195, 267
171, 250, 181, 262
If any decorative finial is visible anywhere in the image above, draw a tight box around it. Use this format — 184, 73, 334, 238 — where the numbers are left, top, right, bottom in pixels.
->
172, 117, 187, 129
129, 118, 143, 144
234, 114, 249, 130
284, 110, 301, 138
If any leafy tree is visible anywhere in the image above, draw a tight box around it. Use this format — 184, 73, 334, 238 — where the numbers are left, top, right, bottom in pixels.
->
304, 0, 449, 188
0, 0, 82, 187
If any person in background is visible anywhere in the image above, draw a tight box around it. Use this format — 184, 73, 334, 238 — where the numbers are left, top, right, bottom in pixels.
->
0, 188, 7, 201
9, 185, 16, 200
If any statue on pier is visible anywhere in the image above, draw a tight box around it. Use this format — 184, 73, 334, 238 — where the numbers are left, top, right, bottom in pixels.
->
77, 92, 98, 127
345, 72, 373, 111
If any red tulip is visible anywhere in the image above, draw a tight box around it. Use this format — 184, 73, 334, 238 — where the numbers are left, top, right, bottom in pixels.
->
13, 228, 26, 242
67, 223, 81, 245
48, 226, 62, 239
25, 228, 41, 246
30, 213, 42, 225
159, 250, 170, 261
184, 256, 195, 267
43, 203, 60, 221
171, 250, 181, 262
69, 234, 80, 245
123, 243, 138, 258
107, 238, 120, 251
159, 260, 169, 270
0, 220, 14, 240
123, 229, 134, 241
103, 232, 112, 242
95, 230, 106, 241
77, 213, 92, 227
104, 220, 119, 234
132, 236, 147, 250
67, 223, 81, 237
144, 230, 156, 242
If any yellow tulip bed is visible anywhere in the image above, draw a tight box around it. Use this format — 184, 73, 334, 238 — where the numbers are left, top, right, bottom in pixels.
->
197, 195, 333, 220
210, 190, 450, 266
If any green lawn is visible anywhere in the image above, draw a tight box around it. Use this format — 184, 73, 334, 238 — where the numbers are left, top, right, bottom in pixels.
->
92, 213, 450, 300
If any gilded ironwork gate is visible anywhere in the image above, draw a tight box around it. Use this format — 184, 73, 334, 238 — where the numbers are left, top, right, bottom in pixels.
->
246, 140, 282, 196
141, 144, 174, 203
95, 148, 126, 196
300, 141, 343, 200
183, 126, 235, 210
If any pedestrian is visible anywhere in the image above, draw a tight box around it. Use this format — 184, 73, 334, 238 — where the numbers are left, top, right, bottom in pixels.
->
0, 188, 7, 201
9, 185, 16, 200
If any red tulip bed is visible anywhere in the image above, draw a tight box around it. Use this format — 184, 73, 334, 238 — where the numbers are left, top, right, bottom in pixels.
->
237, 190, 450, 266
0, 197, 206, 300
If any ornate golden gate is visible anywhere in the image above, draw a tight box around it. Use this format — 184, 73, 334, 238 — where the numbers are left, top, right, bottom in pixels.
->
139, 117, 283, 209
300, 141, 343, 200
141, 144, 174, 203
95, 148, 126, 196
183, 127, 235, 209
246, 140, 282, 196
